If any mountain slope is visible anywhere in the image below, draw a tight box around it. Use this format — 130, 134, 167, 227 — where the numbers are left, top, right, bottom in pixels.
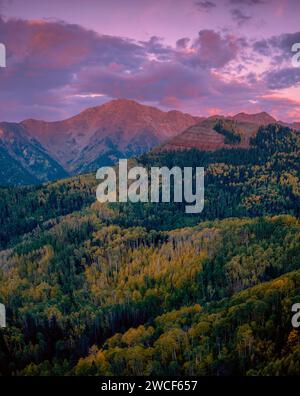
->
0, 145, 38, 185
22, 99, 201, 173
292, 122, 300, 132
157, 117, 260, 152
1, 102, 298, 185
232, 111, 276, 125
1, 123, 300, 249
0, 122, 68, 185
157, 111, 293, 153
73, 221, 300, 376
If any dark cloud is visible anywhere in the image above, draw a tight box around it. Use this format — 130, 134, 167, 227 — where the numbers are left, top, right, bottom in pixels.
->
195, 1, 216, 12
231, 9, 252, 25
246, 72, 258, 84
230, 0, 265, 5
139, 36, 173, 61
181, 29, 240, 68
265, 67, 300, 89
253, 32, 300, 64
176, 37, 190, 49
253, 39, 270, 56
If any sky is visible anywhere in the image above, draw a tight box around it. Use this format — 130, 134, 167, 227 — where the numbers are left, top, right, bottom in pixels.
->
0, 0, 300, 122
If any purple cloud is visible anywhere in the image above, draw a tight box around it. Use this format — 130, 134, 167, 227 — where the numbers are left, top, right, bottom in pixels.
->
265, 67, 300, 90
0, 12, 299, 123
195, 1, 217, 12
231, 9, 252, 26
230, 0, 265, 5
253, 31, 300, 62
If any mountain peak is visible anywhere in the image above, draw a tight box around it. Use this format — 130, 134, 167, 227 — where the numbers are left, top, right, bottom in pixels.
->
75, 99, 157, 118
19, 100, 199, 173
232, 111, 276, 125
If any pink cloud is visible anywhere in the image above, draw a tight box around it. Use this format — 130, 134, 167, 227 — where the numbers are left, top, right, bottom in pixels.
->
0, 13, 299, 122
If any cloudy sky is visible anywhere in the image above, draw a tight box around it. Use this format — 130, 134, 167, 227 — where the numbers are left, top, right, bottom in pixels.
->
0, 0, 300, 121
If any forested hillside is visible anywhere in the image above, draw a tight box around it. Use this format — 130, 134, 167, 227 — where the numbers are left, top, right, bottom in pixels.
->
2, 123, 300, 249
0, 124, 300, 376
1, 215, 300, 375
